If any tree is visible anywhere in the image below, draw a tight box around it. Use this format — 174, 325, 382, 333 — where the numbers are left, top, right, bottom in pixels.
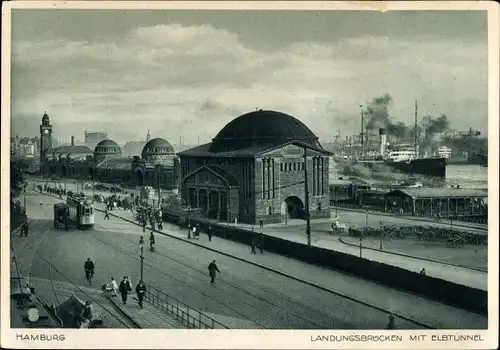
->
10, 160, 26, 198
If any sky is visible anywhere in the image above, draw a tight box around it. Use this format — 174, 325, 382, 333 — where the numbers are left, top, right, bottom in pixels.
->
10, 9, 488, 145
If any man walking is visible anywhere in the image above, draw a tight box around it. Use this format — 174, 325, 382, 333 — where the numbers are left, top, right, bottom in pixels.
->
135, 280, 147, 309
22, 220, 29, 237
207, 225, 212, 242
119, 276, 132, 304
258, 231, 264, 254
259, 219, 263, 228
251, 236, 257, 254
104, 207, 110, 220
208, 260, 220, 284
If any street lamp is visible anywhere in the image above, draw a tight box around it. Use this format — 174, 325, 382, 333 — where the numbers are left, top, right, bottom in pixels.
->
23, 183, 27, 214
139, 237, 144, 282
379, 221, 383, 250
303, 147, 311, 247
359, 234, 363, 258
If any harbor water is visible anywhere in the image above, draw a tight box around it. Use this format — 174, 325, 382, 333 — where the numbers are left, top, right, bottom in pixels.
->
329, 158, 488, 190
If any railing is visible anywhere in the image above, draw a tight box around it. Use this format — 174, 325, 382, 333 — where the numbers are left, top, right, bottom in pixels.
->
144, 285, 229, 329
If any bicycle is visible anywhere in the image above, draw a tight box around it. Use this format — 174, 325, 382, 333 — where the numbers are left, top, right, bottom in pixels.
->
85, 270, 94, 286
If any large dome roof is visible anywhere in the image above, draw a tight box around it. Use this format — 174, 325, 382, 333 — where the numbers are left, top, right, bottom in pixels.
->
94, 139, 122, 159
209, 110, 320, 153
95, 139, 119, 149
141, 138, 175, 156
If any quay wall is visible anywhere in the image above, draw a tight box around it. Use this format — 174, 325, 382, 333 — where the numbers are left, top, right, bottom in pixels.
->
164, 211, 487, 315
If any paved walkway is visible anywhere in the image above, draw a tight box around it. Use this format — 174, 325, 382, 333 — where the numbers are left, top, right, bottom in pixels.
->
106, 294, 185, 329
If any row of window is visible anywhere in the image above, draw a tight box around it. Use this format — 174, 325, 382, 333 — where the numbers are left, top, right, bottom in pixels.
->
95, 147, 120, 153
280, 162, 304, 172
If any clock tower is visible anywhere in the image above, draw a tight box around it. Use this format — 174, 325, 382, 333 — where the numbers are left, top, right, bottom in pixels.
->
39, 112, 53, 173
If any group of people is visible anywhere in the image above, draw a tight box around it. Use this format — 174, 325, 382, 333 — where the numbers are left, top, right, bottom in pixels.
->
103, 276, 148, 308
135, 205, 163, 232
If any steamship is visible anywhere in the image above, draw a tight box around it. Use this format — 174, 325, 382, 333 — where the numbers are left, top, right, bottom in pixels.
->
334, 101, 447, 178
350, 129, 447, 178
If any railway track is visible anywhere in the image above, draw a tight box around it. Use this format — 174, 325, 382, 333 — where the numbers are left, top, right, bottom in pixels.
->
93, 222, 434, 329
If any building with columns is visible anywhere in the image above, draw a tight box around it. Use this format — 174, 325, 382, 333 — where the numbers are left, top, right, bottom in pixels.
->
178, 110, 332, 225
39, 113, 179, 189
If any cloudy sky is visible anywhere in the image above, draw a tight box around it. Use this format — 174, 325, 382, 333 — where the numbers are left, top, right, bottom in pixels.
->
10, 9, 488, 145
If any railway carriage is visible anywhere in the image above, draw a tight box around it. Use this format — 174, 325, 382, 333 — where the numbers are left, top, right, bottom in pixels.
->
67, 195, 95, 229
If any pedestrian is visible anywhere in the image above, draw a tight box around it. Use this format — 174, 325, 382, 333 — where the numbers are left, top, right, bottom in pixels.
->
118, 276, 132, 304
208, 260, 220, 284
188, 225, 192, 239
79, 301, 94, 328
234, 217, 238, 226
259, 219, 263, 228
195, 223, 201, 240
251, 238, 257, 254
258, 232, 264, 254
386, 314, 396, 329
110, 277, 118, 297
135, 280, 147, 309
149, 232, 155, 251
22, 221, 29, 237
104, 207, 110, 220
142, 218, 147, 233
207, 225, 212, 242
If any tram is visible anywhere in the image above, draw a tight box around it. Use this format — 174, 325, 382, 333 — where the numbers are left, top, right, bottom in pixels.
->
67, 195, 95, 229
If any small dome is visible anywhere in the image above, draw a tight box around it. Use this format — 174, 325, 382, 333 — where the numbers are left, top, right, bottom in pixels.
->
209, 109, 320, 152
141, 138, 175, 156
94, 139, 122, 162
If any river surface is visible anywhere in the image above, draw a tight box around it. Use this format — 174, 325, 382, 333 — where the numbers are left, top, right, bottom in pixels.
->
329, 160, 488, 189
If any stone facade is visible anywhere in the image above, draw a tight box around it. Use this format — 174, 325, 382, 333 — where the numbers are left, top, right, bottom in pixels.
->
178, 110, 332, 225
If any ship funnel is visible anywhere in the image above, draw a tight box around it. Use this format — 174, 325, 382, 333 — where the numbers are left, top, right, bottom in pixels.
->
379, 128, 387, 156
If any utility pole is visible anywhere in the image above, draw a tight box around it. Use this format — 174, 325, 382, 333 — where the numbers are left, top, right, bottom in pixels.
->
156, 165, 161, 208
139, 244, 144, 282
379, 221, 383, 250
360, 105, 365, 156
303, 147, 311, 246
359, 235, 363, 258
414, 100, 418, 158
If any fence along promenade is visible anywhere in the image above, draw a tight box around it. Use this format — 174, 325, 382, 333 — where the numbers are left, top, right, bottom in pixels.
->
144, 284, 229, 329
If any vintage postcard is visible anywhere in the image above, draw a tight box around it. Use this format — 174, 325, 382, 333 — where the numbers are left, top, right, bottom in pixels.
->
1, 1, 498, 349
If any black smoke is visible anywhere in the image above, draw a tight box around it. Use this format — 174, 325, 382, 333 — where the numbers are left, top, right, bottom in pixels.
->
363, 94, 450, 148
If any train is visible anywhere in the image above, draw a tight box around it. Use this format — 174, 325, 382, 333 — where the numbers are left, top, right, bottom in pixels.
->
66, 195, 95, 229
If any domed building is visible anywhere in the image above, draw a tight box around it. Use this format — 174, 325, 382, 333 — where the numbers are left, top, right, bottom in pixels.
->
178, 109, 332, 225
141, 138, 176, 164
93, 139, 122, 163
39, 112, 179, 192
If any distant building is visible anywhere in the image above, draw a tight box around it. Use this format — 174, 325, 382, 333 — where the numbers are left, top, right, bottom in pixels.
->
178, 110, 331, 225
40, 113, 179, 189
84, 131, 108, 150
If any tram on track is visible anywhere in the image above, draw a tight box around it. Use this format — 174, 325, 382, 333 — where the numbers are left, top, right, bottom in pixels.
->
67, 195, 95, 229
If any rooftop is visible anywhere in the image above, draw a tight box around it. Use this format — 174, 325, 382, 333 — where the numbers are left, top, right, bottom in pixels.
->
386, 188, 488, 199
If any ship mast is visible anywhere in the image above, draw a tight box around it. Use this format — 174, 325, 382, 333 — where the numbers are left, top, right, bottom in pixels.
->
414, 100, 418, 158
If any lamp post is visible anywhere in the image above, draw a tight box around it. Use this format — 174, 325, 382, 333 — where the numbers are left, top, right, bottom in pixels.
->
23, 183, 27, 214
303, 147, 311, 246
359, 234, 363, 258
379, 221, 383, 250
156, 164, 162, 209
139, 240, 144, 282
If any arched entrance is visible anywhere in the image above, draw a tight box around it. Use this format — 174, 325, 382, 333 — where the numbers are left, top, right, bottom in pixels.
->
281, 196, 305, 220
199, 189, 208, 217
135, 170, 144, 186
208, 191, 219, 219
